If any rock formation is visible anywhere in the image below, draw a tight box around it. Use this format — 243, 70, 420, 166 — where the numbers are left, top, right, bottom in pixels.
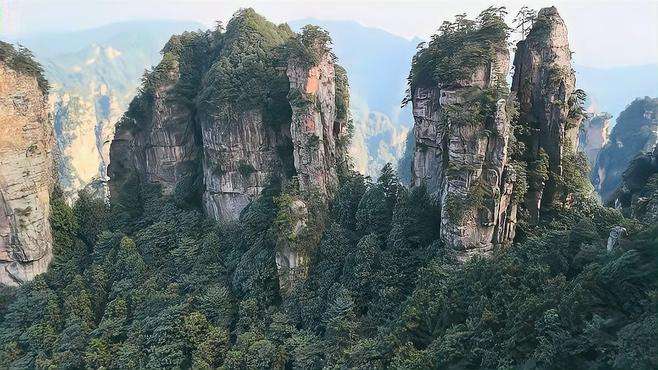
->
0, 42, 54, 285
409, 9, 517, 259
579, 113, 611, 167
611, 144, 658, 223
17, 21, 202, 203
108, 11, 349, 289
593, 97, 658, 201
511, 6, 585, 217
409, 7, 587, 259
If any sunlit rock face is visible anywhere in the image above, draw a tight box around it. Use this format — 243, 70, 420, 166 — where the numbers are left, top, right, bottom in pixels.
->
512, 6, 584, 216
579, 113, 611, 167
0, 57, 54, 285
593, 97, 658, 202
409, 6, 587, 260
287, 49, 341, 197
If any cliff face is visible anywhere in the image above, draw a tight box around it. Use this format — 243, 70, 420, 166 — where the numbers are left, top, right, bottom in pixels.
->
512, 6, 585, 216
109, 12, 348, 291
612, 144, 658, 223
409, 7, 587, 259
593, 97, 658, 201
409, 10, 517, 259
0, 43, 54, 285
579, 113, 611, 167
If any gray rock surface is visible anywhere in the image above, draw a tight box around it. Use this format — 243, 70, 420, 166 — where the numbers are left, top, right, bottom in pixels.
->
512, 6, 583, 215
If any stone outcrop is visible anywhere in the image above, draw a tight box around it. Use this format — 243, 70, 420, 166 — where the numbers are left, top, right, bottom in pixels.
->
409, 7, 586, 259
109, 55, 199, 200
593, 97, 658, 201
611, 144, 658, 223
579, 113, 611, 167
287, 49, 341, 196
606, 226, 627, 252
410, 27, 517, 259
108, 11, 348, 292
512, 6, 584, 216
109, 12, 347, 224
0, 44, 54, 285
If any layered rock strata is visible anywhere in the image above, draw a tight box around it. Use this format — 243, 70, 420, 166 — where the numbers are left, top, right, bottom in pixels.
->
410, 7, 586, 259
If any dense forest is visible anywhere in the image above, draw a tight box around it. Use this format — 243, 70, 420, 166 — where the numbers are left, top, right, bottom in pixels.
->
0, 7, 657, 370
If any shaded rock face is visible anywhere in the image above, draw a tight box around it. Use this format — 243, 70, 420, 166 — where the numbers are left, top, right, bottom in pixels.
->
612, 144, 658, 223
512, 6, 583, 215
411, 45, 517, 259
593, 97, 658, 201
579, 113, 611, 167
199, 108, 289, 221
109, 59, 198, 199
0, 60, 54, 285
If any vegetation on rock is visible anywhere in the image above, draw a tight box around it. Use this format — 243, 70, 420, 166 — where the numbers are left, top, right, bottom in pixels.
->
0, 41, 49, 94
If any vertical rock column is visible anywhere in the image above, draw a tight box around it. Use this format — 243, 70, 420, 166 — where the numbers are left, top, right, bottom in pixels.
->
0, 61, 54, 285
512, 6, 583, 214
108, 59, 198, 199
411, 46, 517, 260
287, 51, 339, 196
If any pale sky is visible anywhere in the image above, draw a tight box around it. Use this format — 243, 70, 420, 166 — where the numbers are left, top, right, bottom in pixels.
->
2, 0, 657, 68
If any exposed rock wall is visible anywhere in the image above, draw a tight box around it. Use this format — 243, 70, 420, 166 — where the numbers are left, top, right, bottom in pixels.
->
0, 58, 54, 285
199, 108, 288, 221
287, 51, 340, 196
411, 44, 517, 259
579, 113, 611, 167
409, 6, 586, 259
612, 144, 658, 223
109, 11, 348, 225
593, 97, 658, 201
512, 6, 584, 215
108, 58, 198, 199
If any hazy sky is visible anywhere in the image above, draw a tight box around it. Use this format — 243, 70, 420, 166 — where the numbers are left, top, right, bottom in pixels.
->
2, 0, 657, 68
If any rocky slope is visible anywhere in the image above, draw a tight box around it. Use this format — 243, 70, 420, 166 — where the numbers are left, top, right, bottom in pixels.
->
0, 42, 54, 285
579, 112, 611, 167
409, 7, 588, 259
593, 97, 658, 201
108, 11, 349, 289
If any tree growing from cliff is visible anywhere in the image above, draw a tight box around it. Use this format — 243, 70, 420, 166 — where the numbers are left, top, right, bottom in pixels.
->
514, 6, 537, 38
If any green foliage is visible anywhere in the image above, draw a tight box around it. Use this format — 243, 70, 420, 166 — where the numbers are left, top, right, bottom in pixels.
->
0, 41, 49, 94
283, 24, 333, 68
2, 161, 657, 369
197, 8, 294, 126
406, 6, 509, 94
